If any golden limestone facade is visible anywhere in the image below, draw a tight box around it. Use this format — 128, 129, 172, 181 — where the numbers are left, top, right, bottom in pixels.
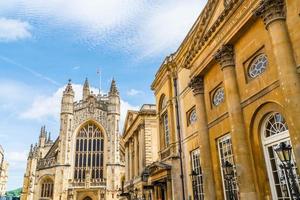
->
21, 79, 124, 200
120, 104, 158, 200
0, 145, 8, 197
150, 0, 300, 199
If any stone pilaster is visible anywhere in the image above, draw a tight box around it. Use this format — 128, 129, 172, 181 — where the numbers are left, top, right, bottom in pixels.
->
125, 143, 129, 181
134, 132, 139, 177
189, 75, 216, 200
214, 44, 257, 199
138, 124, 145, 174
128, 141, 132, 180
255, 0, 300, 165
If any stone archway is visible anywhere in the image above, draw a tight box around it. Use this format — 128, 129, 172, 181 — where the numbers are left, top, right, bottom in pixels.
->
83, 197, 92, 200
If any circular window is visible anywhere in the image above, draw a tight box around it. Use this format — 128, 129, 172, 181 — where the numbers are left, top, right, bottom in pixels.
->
248, 54, 268, 78
189, 109, 197, 125
213, 87, 225, 106
264, 112, 288, 138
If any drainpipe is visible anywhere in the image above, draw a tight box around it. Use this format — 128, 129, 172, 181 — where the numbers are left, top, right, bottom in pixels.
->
173, 77, 186, 200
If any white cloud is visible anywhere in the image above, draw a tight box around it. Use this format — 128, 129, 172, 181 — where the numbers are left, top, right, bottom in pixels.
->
0, 55, 60, 86
126, 89, 143, 96
6, 150, 27, 162
73, 66, 80, 70
0, 18, 31, 42
130, 0, 206, 57
20, 83, 138, 132
120, 99, 139, 132
0, 0, 206, 56
20, 83, 95, 120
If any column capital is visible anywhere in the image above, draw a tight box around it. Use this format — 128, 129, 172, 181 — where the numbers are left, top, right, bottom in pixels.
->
214, 44, 235, 70
189, 75, 204, 95
255, 0, 286, 28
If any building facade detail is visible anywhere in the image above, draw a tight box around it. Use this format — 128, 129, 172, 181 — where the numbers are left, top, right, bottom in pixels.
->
150, 0, 300, 199
120, 104, 158, 200
0, 145, 8, 197
21, 79, 123, 200
248, 54, 268, 78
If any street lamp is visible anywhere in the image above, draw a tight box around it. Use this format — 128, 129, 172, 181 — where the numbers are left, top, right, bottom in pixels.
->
274, 142, 300, 199
190, 170, 199, 200
222, 161, 235, 200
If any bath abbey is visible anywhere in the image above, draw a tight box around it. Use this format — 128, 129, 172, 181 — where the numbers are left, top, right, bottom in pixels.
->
20, 79, 123, 200
8, 0, 300, 199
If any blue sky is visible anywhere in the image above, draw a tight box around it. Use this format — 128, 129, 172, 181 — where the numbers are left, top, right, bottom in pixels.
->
0, 0, 206, 190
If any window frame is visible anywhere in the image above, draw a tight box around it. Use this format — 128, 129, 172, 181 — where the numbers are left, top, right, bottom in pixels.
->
217, 134, 239, 200
190, 148, 204, 200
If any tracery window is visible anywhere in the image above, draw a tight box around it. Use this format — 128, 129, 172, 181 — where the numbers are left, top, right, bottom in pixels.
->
248, 54, 268, 79
264, 112, 288, 138
262, 112, 300, 199
74, 123, 104, 183
40, 178, 54, 199
188, 108, 197, 126
213, 87, 225, 106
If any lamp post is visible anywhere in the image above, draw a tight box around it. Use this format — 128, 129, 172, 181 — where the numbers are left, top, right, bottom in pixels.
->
274, 142, 300, 199
190, 170, 199, 200
222, 161, 235, 200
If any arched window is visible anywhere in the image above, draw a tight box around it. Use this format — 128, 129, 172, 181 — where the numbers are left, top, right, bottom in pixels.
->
248, 54, 268, 79
83, 197, 92, 200
40, 178, 54, 199
74, 122, 104, 183
159, 95, 167, 111
261, 112, 300, 199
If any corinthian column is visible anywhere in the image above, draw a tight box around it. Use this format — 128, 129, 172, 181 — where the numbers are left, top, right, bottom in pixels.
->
189, 76, 216, 200
214, 44, 257, 199
255, 0, 300, 165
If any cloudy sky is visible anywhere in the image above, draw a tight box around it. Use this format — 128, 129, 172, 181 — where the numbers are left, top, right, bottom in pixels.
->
0, 0, 206, 190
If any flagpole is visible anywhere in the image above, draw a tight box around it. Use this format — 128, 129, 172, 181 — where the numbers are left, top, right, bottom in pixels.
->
97, 68, 101, 95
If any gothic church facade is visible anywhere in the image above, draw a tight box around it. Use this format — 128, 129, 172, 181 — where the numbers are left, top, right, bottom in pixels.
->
21, 79, 124, 200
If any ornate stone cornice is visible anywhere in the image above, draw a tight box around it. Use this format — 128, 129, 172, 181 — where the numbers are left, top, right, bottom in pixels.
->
254, 0, 286, 28
183, 0, 240, 69
214, 44, 235, 69
189, 76, 204, 95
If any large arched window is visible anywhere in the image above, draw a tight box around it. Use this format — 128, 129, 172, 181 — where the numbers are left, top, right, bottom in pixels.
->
74, 122, 104, 183
261, 112, 300, 199
40, 178, 54, 199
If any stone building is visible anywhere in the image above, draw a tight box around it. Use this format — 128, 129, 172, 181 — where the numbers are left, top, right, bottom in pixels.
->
21, 79, 124, 200
151, 0, 300, 199
0, 145, 8, 197
120, 104, 158, 200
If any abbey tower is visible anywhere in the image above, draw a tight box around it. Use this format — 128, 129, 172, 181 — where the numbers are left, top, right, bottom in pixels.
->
21, 79, 124, 200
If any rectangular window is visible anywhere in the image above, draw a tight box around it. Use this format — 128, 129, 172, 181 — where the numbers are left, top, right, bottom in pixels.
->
217, 134, 239, 200
191, 149, 204, 200
163, 113, 170, 147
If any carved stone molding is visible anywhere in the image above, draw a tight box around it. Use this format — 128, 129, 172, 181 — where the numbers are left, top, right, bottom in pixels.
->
255, 0, 286, 28
214, 44, 235, 69
183, 0, 240, 69
189, 76, 204, 95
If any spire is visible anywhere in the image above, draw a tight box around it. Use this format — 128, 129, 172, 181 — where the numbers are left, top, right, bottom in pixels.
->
47, 132, 52, 143
28, 144, 33, 159
40, 125, 46, 138
83, 78, 90, 100
109, 78, 119, 95
63, 79, 74, 96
